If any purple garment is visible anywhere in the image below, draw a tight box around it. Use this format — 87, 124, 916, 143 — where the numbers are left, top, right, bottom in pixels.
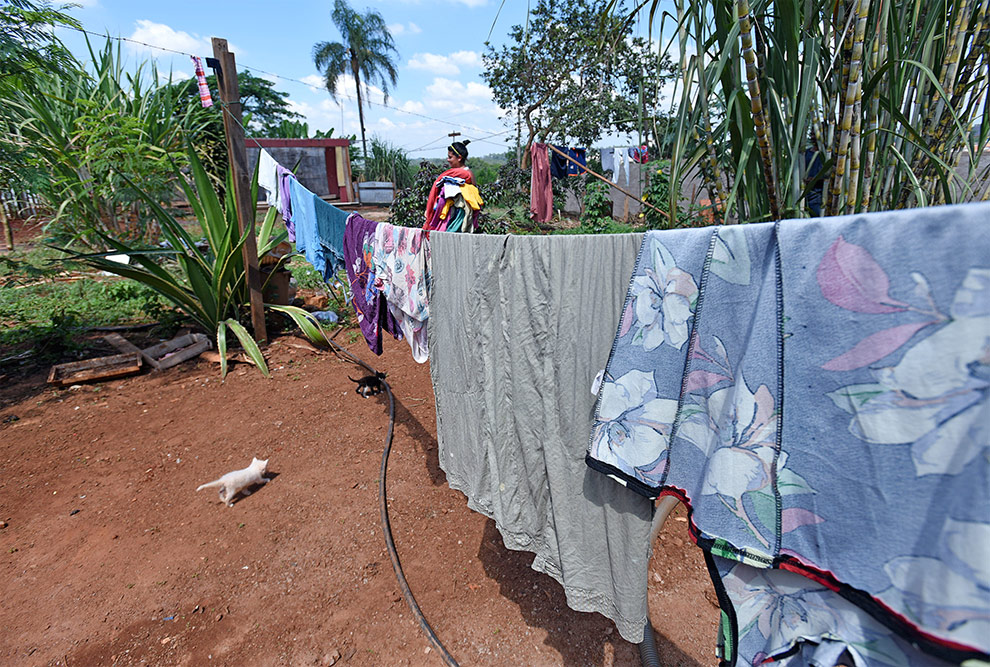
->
342, 213, 402, 355
276, 165, 295, 241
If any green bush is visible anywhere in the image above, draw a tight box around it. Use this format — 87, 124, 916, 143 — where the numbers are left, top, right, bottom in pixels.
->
580, 177, 614, 233
390, 160, 443, 228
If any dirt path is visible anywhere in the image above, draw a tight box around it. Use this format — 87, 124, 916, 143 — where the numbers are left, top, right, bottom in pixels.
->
1, 327, 717, 666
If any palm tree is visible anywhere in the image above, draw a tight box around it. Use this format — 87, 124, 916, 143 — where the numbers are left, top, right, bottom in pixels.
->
312, 0, 399, 162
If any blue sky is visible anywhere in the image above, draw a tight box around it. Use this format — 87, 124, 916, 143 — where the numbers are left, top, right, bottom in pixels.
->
57, 0, 670, 160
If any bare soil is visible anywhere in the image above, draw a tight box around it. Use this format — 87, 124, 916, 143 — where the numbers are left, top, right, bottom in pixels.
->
0, 216, 718, 666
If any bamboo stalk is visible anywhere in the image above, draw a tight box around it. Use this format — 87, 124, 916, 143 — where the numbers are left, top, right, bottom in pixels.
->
737, 0, 780, 219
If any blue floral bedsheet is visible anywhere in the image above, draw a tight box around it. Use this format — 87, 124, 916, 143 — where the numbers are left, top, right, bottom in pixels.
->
586, 202, 990, 663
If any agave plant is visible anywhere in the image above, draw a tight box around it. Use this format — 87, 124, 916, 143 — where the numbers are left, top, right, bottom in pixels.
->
627, 0, 990, 222
59, 142, 330, 378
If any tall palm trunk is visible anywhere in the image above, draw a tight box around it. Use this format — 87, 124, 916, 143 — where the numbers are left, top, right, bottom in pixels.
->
350, 53, 368, 162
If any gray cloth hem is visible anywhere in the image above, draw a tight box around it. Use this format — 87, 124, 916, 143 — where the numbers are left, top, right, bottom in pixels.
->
443, 466, 649, 644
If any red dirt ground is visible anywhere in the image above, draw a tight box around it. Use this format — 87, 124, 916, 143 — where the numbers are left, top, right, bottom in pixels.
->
0, 217, 718, 666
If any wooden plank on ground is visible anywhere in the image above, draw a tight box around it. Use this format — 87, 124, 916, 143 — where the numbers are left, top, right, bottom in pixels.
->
48, 353, 142, 387
103, 332, 161, 369
156, 334, 211, 369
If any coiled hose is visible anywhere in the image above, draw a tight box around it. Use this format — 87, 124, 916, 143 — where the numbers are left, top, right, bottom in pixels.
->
327, 337, 660, 667
322, 338, 459, 666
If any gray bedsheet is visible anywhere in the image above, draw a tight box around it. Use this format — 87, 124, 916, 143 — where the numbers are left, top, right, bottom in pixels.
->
427, 231, 653, 643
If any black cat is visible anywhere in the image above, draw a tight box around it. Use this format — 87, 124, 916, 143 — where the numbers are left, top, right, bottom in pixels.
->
348, 371, 387, 398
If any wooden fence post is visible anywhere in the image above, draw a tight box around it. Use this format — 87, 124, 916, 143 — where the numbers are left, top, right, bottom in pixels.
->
211, 37, 267, 343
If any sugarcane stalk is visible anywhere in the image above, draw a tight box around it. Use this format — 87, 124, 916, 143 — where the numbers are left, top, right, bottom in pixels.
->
860, 1, 885, 211
827, 0, 856, 214
737, 0, 780, 219
830, 0, 870, 214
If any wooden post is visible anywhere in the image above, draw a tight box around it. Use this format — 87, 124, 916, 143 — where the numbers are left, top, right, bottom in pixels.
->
211, 37, 267, 343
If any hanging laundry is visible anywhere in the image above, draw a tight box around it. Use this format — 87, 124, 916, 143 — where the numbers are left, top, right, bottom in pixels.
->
342, 214, 402, 355
586, 202, 990, 663
615, 147, 628, 185
600, 147, 615, 175
708, 553, 951, 667
287, 178, 326, 277
565, 147, 587, 176
313, 197, 348, 280
257, 149, 279, 208
276, 164, 295, 241
549, 145, 568, 179
529, 142, 552, 223
372, 223, 430, 363
628, 145, 649, 164
427, 231, 653, 644
424, 167, 473, 227
190, 56, 213, 108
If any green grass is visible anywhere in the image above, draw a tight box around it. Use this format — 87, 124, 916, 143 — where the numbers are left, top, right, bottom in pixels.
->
1, 246, 172, 354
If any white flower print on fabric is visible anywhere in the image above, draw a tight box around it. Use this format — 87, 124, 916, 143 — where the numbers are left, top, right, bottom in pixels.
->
628, 236, 699, 351
591, 369, 678, 473
878, 518, 990, 651
826, 268, 990, 476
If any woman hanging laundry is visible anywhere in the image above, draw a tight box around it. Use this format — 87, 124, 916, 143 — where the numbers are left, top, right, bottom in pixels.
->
424, 140, 484, 232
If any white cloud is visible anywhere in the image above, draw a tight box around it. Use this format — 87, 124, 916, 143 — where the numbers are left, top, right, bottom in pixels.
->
388, 22, 422, 36
449, 51, 482, 68
158, 69, 190, 83
408, 50, 481, 75
301, 74, 326, 93
408, 53, 459, 75
451, 0, 488, 7
126, 20, 243, 59
399, 100, 425, 113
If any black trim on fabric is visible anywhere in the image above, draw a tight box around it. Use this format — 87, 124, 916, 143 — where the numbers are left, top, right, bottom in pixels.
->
828, 570, 989, 665
771, 221, 785, 557
584, 454, 661, 500
660, 229, 720, 488
703, 550, 739, 667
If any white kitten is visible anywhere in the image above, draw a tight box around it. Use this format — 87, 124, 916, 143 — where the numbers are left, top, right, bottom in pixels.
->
196, 457, 269, 507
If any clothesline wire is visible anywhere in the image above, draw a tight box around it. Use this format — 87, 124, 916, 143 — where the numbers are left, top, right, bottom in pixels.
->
63, 25, 507, 146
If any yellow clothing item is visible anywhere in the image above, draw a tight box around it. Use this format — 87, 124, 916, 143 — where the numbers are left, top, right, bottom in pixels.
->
440, 199, 454, 220
459, 184, 484, 211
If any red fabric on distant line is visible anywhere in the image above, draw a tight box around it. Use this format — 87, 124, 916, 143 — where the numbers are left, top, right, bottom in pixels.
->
529, 143, 552, 223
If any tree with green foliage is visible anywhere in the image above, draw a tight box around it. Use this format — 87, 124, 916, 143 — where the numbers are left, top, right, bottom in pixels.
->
0, 0, 78, 84
483, 0, 678, 166
172, 70, 302, 137
312, 0, 399, 161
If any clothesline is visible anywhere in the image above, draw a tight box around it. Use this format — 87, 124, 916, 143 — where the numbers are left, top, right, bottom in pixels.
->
261, 118, 990, 667
545, 144, 669, 220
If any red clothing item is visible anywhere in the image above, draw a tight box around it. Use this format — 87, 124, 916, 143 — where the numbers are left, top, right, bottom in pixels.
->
424, 168, 474, 227
529, 143, 552, 223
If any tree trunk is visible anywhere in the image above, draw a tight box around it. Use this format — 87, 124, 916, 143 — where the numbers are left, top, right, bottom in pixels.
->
351, 56, 367, 163
1, 197, 12, 251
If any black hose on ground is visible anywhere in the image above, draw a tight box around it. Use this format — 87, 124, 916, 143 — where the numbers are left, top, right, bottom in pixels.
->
639, 620, 661, 667
321, 336, 459, 666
